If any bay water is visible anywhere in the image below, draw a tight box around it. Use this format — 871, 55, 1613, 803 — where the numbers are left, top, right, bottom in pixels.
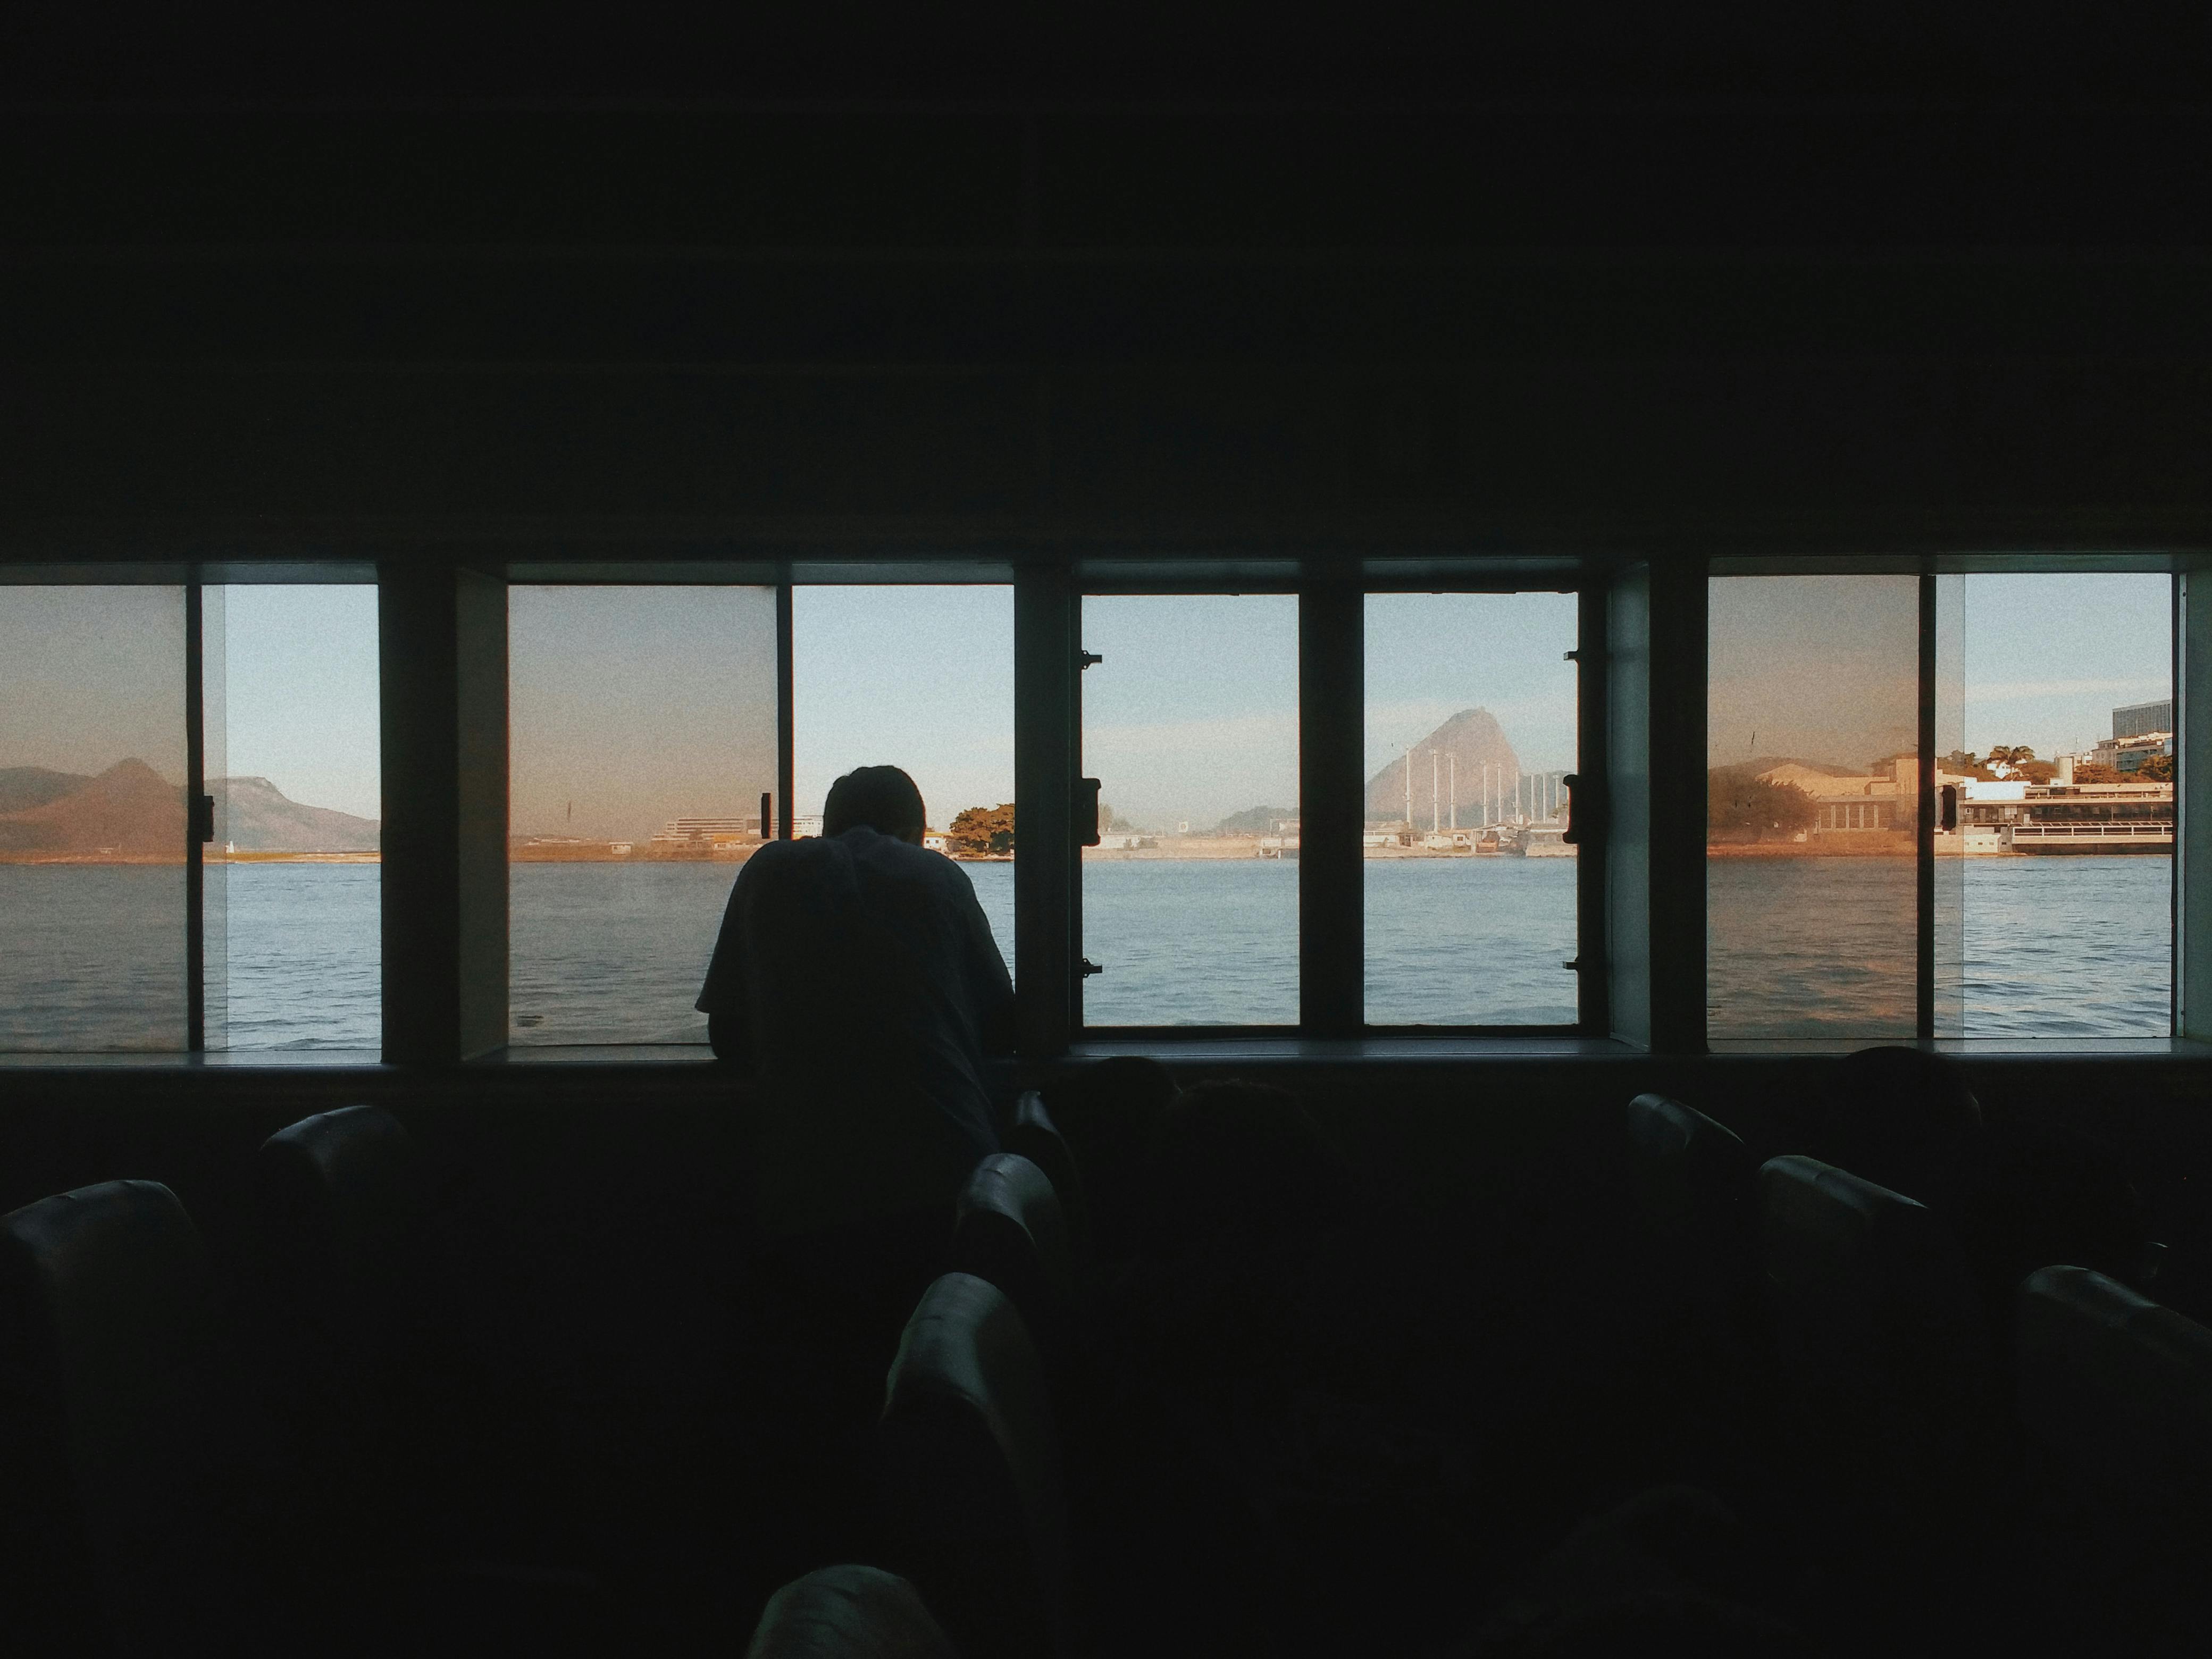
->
0, 855, 2176, 1049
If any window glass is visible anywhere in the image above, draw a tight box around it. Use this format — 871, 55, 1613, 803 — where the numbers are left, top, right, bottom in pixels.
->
211, 585, 381, 1049
1707, 574, 1920, 1040
1081, 594, 1298, 1025
509, 586, 778, 1044
1942, 573, 2172, 1035
0, 586, 189, 1050
1364, 592, 1579, 1025
793, 586, 1015, 974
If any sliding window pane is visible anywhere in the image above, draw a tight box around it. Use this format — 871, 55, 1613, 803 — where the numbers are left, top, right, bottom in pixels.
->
1081, 594, 1298, 1025
1707, 574, 1919, 1041
793, 585, 1014, 974
0, 586, 188, 1050
212, 584, 382, 1049
509, 586, 778, 1045
1365, 592, 1579, 1025
1943, 573, 2172, 1035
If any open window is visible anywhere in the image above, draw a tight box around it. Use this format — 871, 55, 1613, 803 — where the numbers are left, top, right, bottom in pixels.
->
507, 585, 778, 1046
1364, 589, 1580, 1028
1078, 592, 1300, 1027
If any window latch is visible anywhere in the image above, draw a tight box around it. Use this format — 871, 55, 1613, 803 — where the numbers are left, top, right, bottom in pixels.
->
1076, 777, 1102, 847
1080, 958, 1105, 978
1080, 650, 1103, 670
192, 794, 215, 845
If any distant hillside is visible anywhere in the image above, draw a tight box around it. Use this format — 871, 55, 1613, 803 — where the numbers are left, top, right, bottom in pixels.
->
1365, 708, 1521, 823
1708, 756, 1863, 781
1214, 804, 1298, 836
0, 759, 183, 853
214, 777, 380, 852
0, 764, 379, 853
0, 766, 93, 815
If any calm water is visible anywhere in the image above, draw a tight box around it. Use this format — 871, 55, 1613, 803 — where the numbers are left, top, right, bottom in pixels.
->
1709, 855, 2173, 1038
0, 856, 2177, 1048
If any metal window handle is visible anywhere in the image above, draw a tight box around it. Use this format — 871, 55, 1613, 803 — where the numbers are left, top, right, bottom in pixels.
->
192, 794, 215, 845
1076, 777, 1102, 847
1080, 650, 1103, 669
1080, 958, 1105, 977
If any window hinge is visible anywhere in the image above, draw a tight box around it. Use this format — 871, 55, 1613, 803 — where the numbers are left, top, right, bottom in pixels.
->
192, 794, 215, 844
1563, 649, 1579, 661
1563, 958, 1580, 971
1080, 958, 1105, 978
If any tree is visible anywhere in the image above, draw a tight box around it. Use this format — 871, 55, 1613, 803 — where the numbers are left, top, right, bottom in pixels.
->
947, 802, 1015, 856
2137, 752, 2176, 783
1707, 772, 1819, 840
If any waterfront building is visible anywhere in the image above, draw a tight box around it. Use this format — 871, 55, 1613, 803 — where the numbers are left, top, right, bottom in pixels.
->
2089, 699, 2176, 774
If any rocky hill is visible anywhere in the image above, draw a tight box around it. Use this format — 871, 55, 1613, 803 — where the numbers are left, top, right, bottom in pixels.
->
0, 759, 184, 853
213, 776, 380, 852
0, 763, 379, 853
1365, 708, 1521, 824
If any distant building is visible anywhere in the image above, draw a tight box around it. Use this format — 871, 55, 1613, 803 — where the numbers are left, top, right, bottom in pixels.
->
2114, 700, 2174, 740
923, 831, 948, 852
650, 815, 763, 847
2089, 699, 2174, 774
793, 813, 825, 839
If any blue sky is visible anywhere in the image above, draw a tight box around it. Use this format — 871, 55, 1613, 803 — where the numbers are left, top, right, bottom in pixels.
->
191, 571, 2173, 825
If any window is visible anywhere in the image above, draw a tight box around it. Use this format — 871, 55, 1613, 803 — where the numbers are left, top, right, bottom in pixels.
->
1080, 593, 1299, 1026
1707, 574, 1921, 1041
1364, 591, 1579, 1026
508, 586, 778, 1045
0, 585, 190, 1050
793, 585, 1015, 975
1942, 573, 2173, 1036
210, 584, 382, 1050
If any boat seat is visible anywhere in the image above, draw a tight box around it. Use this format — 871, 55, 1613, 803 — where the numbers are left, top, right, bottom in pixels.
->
1626, 1092, 1757, 1300
879, 1272, 1067, 1659
0, 1180, 270, 1655
1758, 1155, 2000, 1517
745, 1565, 957, 1659
1002, 1090, 1090, 1259
2017, 1265, 2212, 1530
252, 1105, 437, 1565
949, 1152, 1076, 1365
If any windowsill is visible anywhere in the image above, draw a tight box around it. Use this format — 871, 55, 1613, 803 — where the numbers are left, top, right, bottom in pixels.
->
476, 1044, 718, 1065
0, 1048, 389, 1069
1709, 1037, 2212, 1057
1070, 1035, 1639, 1061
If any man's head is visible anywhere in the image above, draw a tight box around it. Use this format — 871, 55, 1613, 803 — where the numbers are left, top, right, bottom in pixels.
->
823, 765, 927, 843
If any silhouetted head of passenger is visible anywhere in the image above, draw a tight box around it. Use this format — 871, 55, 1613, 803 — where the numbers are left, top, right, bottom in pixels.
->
1950, 1124, 2158, 1310
1817, 1045, 1982, 1198
823, 765, 926, 844
1145, 1079, 1351, 1262
1049, 1055, 1179, 1262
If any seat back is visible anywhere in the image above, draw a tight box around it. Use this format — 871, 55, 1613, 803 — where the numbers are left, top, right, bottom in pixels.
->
746, 1565, 958, 1659
949, 1153, 1075, 1361
0, 1181, 252, 1655
1758, 1155, 1997, 1497
879, 1273, 1066, 1659
1626, 1093, 1756, 1304
2017, 1266, 2212, 1534
251, 1105, 429, 1560
1002, 1090, 1089, 1256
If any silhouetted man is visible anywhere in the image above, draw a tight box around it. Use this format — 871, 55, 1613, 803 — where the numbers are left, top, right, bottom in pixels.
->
697, 764, 1013, 1236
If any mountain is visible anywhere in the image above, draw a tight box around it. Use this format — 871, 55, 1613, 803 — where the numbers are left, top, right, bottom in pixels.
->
213, 777, 380, 852
0, 758, 183, 853
1213, 804, 1298, 836
1708, 755, 1862, 781
0, 766, 93, 815
0, 764, 380, 853
1365, 708, 1522, 824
